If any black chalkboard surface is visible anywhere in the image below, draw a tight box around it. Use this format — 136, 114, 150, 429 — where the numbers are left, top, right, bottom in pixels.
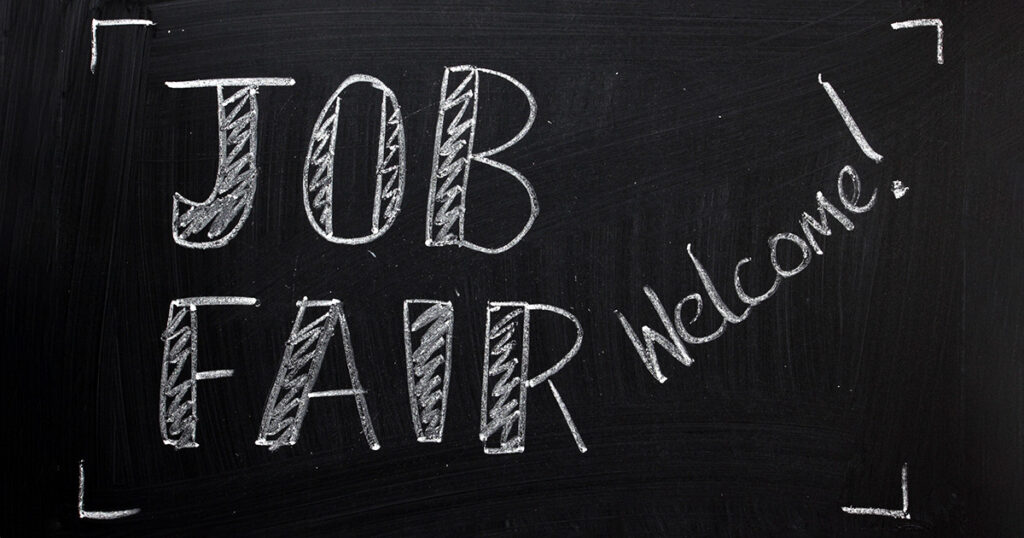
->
4, 0, 1023, 535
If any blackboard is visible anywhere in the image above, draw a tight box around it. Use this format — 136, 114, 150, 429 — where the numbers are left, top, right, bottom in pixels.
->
4, 0, 1023, 535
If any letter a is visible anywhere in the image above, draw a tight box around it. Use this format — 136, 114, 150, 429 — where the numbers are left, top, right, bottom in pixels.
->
257, 299, 380, 451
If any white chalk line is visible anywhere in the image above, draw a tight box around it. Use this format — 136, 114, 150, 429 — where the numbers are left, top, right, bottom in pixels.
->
195, 369, 234, 380
547, 380, 587, 453
78, 461, 140, 520
90, 19, 154, 74
309, 389, 365, 398
165, 78, 295, 88
299, 299, 341, 307
842, 462, 911, 520
891, 19, 943, 65
525, 304, 582, 388
171, 296, 257, 308
818, 74, 884, 164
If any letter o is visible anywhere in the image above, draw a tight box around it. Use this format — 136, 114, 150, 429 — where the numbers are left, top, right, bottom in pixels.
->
769, 233, 811, 277
302, 75, 406, 244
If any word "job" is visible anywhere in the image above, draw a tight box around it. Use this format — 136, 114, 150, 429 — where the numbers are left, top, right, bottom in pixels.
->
166, 66, 538, 254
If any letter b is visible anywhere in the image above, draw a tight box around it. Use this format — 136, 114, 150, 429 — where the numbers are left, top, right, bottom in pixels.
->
425, 66, 539, 254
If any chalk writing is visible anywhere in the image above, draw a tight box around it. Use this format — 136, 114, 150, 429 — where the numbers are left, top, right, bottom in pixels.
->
303, 75, 406, 244
818, 74, 884, 164
617, 165, 877, 381
151, 298, 602, 453
425, 66, 539, 254
159, 296, 258, 448
842, 463, 911, 520
257, 298, 380, 451
90, 19, 154, 74
78, 461, 140, 520
891, 19, 944, 65
891, 179, 909, 199
547, 375, 588, 454
403, 300, 454, 443
481, 302, 585, 454
164, 78, 295, 248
